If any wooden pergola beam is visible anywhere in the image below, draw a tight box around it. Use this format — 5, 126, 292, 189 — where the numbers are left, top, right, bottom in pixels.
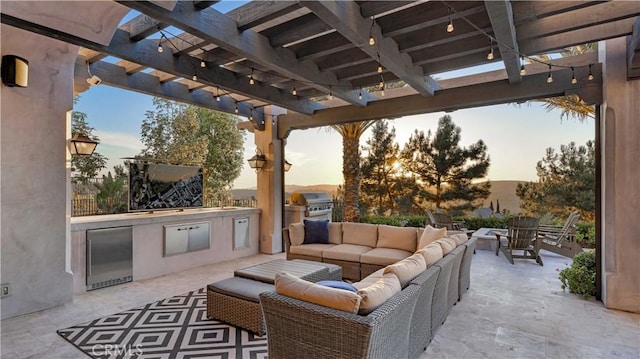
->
627, 18, 640, 79
0, 13, 323, 116
302, 0, 439, 96
118, 1, 373, 107
278, 64, 602, 139
485, 0, 522, 84
77, 59, 266, 130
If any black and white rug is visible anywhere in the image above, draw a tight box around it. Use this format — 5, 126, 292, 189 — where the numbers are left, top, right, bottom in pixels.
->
57, 288, 267, 359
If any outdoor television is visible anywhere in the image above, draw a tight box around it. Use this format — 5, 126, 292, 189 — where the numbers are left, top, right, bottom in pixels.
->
128, 162, 204, 212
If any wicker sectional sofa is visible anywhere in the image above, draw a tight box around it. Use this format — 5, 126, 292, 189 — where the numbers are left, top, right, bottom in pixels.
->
260, 221, 478, 358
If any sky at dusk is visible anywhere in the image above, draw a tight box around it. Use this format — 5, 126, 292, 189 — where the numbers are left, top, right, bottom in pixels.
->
74, 86, 594, 189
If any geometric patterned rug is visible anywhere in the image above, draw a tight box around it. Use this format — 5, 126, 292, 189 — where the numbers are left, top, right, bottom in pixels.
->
57, 288, 267, 358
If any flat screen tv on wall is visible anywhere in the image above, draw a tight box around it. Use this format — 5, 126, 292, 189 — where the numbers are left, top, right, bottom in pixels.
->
128, 162, 204, 212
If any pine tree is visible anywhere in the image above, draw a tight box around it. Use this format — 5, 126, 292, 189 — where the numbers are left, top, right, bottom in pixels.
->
399, 115, 490, 213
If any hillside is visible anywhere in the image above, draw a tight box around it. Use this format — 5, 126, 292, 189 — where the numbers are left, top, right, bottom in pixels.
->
232, 180, 526, 213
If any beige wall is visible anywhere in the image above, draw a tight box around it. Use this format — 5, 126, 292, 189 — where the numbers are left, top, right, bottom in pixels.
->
1, 25, 78, 319
601, 38, 640, 313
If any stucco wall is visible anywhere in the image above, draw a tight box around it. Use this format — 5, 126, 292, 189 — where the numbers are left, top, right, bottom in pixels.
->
1, 25, 78, 319
601, 38, 640, 313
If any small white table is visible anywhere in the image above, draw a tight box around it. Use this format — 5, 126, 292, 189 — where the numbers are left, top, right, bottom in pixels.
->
471, 227, 507, 251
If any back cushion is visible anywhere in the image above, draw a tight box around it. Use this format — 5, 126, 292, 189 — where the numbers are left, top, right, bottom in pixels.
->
417, 243, 444, 266
289, 222, 305, 246
449, 233, 468, 245
436, 237, 457, 255
342, 222, 378, 248
328, 222, 343, 244
356, 273, 401, 315
383, 252, 426, 288
417, 225, 447, 250
377, 225, 417, 252
275, 272, 361, 314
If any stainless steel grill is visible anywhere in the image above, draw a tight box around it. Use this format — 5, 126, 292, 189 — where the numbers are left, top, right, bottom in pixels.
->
289, 192, 333, 220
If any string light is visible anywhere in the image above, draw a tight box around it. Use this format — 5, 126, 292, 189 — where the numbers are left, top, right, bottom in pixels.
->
368, 17, 376, 46
291, 80, 297, 96
486, 39, 494, 60
547, 65, 553, 83
379, 74, 385, 96
588, 64, 594, 81
192, 73, 197, 81
249, 68, 255, 85
520, 57, 526, 75
358, 88, 363, 100
328, 86, 333, 100
377, 53, 383, 74
571, 67, 577, 84
234, 103, 239, 114
446, 6, 454, 33
200, 59, 206, 68
157, 43, 163, 53
216, 87, 221, 102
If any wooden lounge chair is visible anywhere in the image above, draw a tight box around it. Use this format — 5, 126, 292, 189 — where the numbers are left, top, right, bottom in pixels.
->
427, 211, 464, 231
495, 216, 543, 266
537, 212, 583, 258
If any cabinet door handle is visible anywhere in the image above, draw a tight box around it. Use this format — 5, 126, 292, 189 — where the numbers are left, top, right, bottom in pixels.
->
87, 239, 92, 277
189, 226, 199, 230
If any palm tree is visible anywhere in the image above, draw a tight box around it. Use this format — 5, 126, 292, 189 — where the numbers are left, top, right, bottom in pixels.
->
331, 121, 376, 222
530, 44, 597, 121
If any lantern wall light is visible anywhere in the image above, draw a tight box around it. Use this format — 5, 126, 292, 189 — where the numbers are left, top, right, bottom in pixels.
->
247, 148, 267, 172
68, 133, 99, 156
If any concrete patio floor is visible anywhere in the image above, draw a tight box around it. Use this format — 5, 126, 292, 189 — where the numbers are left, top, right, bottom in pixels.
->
1, 249, 638, 358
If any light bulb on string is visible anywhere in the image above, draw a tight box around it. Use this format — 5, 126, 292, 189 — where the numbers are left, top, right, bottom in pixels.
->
587, 64, 594, 81
234, 103, 239, 114
368, 17, 376, 46
200, 60, 206, 68
446, 18, 454, 33
520, 57, 526, 75
377, 63, 383, 74
358, 88, 363, 100
291, 80, 297, 96
369, 35, 375, 46
328, 86, 333, 100
486, 40, 494, 60
215, 87, 221, 102
249, 68, 255, 85
547, 65, 553, 83
571, 67, 577, 84
192, 74, 197, 81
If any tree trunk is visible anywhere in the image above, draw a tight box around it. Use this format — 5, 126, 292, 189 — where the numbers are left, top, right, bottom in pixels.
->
343, 136, 360, 222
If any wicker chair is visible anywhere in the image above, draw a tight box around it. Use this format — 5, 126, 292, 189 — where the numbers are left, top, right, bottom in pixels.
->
538, 212, 583, 258
495, 216, 543, 266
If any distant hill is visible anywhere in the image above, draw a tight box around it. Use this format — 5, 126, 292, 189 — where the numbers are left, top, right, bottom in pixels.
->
232, 180, 526, 213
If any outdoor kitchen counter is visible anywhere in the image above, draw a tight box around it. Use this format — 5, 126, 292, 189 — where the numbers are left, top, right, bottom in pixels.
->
70, 208, 260, 294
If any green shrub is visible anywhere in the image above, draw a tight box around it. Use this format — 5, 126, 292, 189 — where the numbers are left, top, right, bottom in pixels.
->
576, 221, 596, 248
459, 216, 510, 230
558, 250, 596, 298
360, 215, 427, 227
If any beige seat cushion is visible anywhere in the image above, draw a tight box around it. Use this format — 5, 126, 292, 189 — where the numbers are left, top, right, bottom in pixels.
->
449, 233, 468, 245
289, 243, 336, 258
436, 237, 457, 255
328, 222, 343, 244
383, 252, 427, 288
322, 244, 373, 262
289, 222, 305, 246
417, 225, 447, 250
357, 273, 401, 315
416, 243, 444, 267
342, 222, 378, 247
377, 225, 417, 252
275, 272, 361, 314
353, 268, 386, 290
360, 247, 413, 266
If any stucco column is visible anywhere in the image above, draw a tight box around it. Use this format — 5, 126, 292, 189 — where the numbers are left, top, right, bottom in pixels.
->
600, 38, 640, 313
255, 106, 287, 254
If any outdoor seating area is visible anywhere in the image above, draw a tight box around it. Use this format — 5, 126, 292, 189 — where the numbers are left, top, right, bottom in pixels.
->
2, 248, 638, 358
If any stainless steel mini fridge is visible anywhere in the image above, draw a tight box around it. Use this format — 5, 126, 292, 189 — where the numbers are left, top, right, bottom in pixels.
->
86, 226, 133, 290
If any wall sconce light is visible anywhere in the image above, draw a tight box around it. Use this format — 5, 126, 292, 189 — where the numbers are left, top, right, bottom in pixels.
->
68, 133, 99, 156
1, 55, 29, 87
247, 148, 267, 172
284, 159, 292, 172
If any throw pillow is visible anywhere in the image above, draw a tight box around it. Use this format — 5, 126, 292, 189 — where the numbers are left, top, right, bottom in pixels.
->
383, 252, 426, 288
449, 233, 469, 245
418, 225, 447, 250
416, 243, 443, 267
356, 273, 401, 315
289, 222, 305, 246
303, 219, 329, 244
316, 280, 358, 292
275, 272, 361, 313
436, 237, 456, 255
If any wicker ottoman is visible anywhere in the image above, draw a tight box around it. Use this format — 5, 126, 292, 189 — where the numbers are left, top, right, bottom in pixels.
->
207, 277, 274, 336
207, 259, 342, 335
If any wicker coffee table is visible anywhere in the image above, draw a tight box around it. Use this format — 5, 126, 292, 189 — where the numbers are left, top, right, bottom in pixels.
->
207, 259, 342, 335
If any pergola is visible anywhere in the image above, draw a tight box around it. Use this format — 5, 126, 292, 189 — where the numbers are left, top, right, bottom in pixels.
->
1, 1, 639, 319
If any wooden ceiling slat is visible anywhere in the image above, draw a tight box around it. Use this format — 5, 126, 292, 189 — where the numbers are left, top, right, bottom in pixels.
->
303, 1, 438, 96
119, 1, 372, 106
